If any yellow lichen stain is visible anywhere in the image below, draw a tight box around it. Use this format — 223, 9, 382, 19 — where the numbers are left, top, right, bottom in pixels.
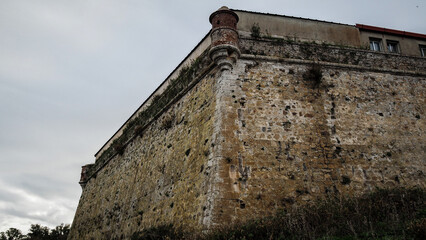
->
69, 73, 217, 239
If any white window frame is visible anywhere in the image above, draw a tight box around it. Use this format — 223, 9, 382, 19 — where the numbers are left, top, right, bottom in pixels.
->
369, 38, 382, 51
420, 45, 426, 57
386, 40, 399, 53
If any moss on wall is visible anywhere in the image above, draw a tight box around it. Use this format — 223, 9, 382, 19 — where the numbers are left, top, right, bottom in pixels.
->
82, 51, 212, 184
212, 42, 425, 225
69, 61, 218, 239
240, 37, 426, 72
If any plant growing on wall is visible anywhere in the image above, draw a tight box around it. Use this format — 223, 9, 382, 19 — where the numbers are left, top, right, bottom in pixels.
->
251, 23, 260, 38
81, 52, 210, 182
303, 63, 323, 88
161, 113, 175, 130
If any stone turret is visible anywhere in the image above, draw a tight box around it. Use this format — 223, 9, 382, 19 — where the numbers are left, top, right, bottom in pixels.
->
79, 164, 93, 189
209, 6, 240, 71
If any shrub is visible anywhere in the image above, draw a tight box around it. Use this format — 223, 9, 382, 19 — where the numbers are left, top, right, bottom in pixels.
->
128, 188, 425, 240
303, 63, 323, 88
131, 224, 183, 240
204, 187, 425, 240
251, 23, 261, 38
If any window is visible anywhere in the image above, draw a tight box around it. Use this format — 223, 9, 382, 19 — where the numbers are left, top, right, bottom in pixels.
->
386, 40, 399, 53
420, 45, 426, 57
369, 38, 382, 51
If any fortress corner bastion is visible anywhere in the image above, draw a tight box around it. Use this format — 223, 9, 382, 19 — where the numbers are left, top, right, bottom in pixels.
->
68, 7, 426, 239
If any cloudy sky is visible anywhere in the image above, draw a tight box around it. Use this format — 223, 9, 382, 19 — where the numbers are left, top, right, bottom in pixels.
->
0, 0, 424, 233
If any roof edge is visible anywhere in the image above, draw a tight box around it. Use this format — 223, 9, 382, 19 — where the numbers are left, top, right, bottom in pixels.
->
231, 9, 356, 28
356, 24, 426, 40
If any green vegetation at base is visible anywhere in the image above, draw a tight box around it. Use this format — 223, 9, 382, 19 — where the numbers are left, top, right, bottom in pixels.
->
131, 224, 184, 240
131, 188, 425, 240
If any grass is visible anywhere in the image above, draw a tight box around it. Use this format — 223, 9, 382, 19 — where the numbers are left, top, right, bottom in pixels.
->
131, 187, 425, 239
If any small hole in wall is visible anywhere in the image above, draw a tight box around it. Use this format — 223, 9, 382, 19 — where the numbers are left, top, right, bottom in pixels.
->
217, 20, 220, 25
341, 175, 351, 185
394, 175, 400, 183
281, 197, 294, 205
240, 201, 246, 209
185, 148, 191, 156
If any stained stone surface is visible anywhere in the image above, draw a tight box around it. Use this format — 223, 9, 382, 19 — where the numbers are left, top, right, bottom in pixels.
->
69, 34, 425, 239
212, 56, 425, 225
69, 71, 219, 239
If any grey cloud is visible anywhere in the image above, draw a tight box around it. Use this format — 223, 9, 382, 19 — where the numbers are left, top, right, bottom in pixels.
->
0, 179, 75, 231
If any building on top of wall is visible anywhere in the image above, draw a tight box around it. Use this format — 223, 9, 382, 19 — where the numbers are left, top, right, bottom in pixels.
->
69, 7, 426, 239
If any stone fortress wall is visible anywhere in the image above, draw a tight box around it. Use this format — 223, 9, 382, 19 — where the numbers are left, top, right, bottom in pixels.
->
213, 42, 425, 224
69, 7, 426, 239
